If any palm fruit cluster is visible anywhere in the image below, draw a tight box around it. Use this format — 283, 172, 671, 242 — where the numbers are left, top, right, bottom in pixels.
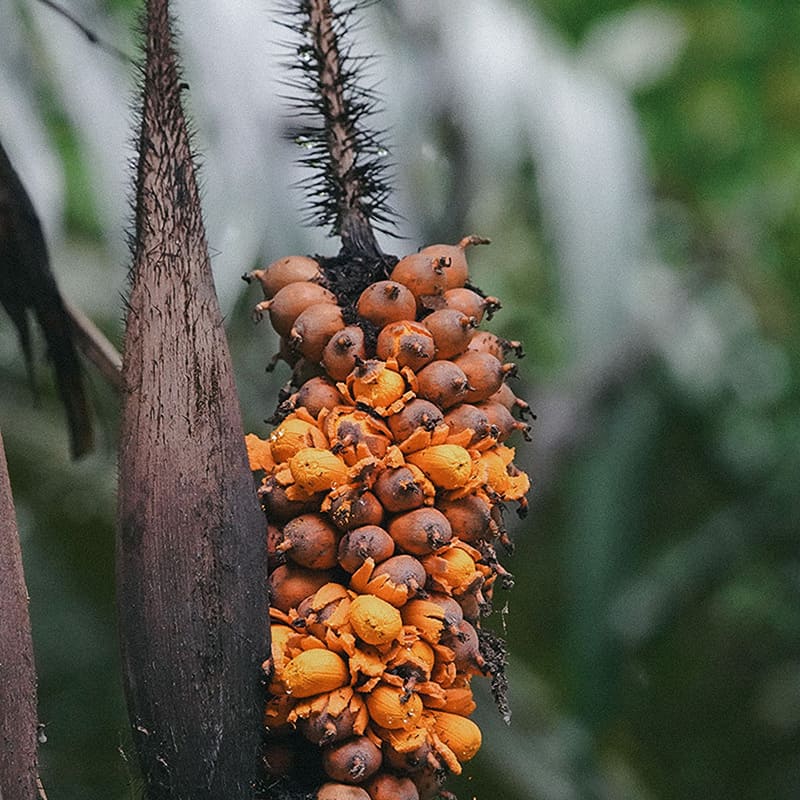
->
245, 236, 532, 800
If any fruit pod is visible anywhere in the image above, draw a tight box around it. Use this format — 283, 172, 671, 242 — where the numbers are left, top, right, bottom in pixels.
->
245, 236, 531, 799
245, 255, 322, 299
317, 782, 372, 800
321, 736, 383, 784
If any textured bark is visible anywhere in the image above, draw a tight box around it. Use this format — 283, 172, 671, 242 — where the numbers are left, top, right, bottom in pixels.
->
117, 1, 269, 798
0, 431, 39, 800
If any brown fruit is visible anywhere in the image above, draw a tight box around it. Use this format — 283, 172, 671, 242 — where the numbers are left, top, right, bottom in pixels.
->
373, 466, 428, 513
338, 525, 395, 572
390, 252, 450, 301
437, 494, 495, 543
317, 783, 371, 800
452, 350, 510, 403
382, 735, 435, 775
468, 330, 523, 360
323, 325, 367, 381
477, 401, 531, 442
375, 321, 436, 372
263, 281, 338, 336
294, 376, 345, 417
357, 281, 417, 326
441, 287, 500, 322
419, 235, 490, 290
444, 403, 493, 447
422, 309, 476, 360
328, 490, 385, 530
387, 399, 444, 443
258, 475, 324, 525
322, 736, 383, 784
415, 361, 469, 410
487, 382, 533, 417
388, 507, 453, 556
268, 564, 335, 613
410, 763, 448, 800
440, 620, 486, 675
278, 513, 341, 570
351, 554, 428, 606
424, 592, 464, 632
245, 255, 322, 299
365, 772, 420, 800
290, 303, 346, 363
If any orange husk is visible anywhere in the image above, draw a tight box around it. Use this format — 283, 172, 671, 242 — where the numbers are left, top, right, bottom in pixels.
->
406, 445, 474, 490
288, 447, 350, 495
348, 594, 404, 646
246, 433, 275, 472
282, 649, 350, 698
365, 684, 423, 729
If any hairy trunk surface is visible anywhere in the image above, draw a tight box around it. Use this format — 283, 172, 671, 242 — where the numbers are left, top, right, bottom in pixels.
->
117, 1, 269, 797
0, 431, 39, 800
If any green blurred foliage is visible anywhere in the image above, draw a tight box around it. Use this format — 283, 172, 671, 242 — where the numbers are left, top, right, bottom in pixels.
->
1, 1, 799, 800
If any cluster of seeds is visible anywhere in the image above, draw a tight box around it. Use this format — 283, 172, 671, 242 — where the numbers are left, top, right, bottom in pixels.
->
245, 236, 532, 800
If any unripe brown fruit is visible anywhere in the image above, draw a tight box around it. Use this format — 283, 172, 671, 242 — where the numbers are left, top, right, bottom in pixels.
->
387, 399, 444, 443
487, 382, 533, 417
258, 475, 324, 525
468, 330, 523, 361
422, 309, 476, 360
297, 692, 368, 746
477, 400, 531, 442
365, 772, 420, 800
246, 255, 322, 299
323, 325, 367, 381
357, 281, 417, 326
437, 494, 495, 543
264, 281, 338, 336
375, 321, 436, 372
373, 466, 427, 513
295, 376, 345, 417
452, 350, 510, 403
419, 235, 490, 290
441, 287, 500, 322
444, 403, 493, 447
390, 252, 450, 301
329, 490, 385, 530
415, 361, 469, 409
441, 620, 486, 675
338, 525, 395, 573
317, 783, 371, 800
410, 763, 448, 800
268, 564, 335, 613
322, 736, 383, 784
388, 507, 452, 556
291, 303, 346, 363
278, 513, 341, 570
424, 592, 465, 632
352, 554, 427, 606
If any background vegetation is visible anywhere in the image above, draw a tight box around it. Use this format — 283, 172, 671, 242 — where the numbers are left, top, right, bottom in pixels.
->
1, 1, 798, 798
